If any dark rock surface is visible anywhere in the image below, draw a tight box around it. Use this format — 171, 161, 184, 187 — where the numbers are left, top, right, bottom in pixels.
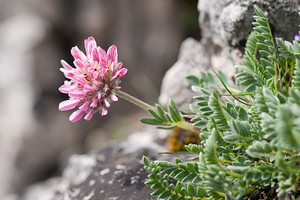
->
19, 130, 168, 200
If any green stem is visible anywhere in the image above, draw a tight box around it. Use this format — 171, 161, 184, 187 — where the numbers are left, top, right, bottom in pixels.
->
266, 18, 278, 94
170, 121, 200, 132
115, 90, 199, 132
213, 70, 252, 106
219, 93, 253, 96
219, 86, 241, 94
114, 90, 156, 111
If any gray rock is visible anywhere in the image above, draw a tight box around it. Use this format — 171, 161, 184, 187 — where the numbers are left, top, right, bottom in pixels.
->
159, 0, 300, 109
19, 129, 166, 200
199, 0, 300, 47
0, 11, 47, 197
159, 38, 209, 110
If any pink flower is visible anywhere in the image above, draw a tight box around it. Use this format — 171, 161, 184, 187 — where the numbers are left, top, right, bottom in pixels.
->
58, 37, 128, 122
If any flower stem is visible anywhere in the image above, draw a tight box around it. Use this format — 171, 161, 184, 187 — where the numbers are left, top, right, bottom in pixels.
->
115, 90, 199, 132
171, 121, 200, 132
114, 90, 156, 111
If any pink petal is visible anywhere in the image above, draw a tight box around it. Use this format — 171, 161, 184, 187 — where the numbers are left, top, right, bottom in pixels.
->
79, 101, 90, 111
74, 59, 86, 70
100, 48, 107, 65
110, 67, 128, 82
84, 109, 94, 121
117, 68, 128, 78
69, 109, 85, 122
64, 72, 75, 79
59, 67, 75, 77
59, 99, 81, 111
61, 60, 73, 70
111, 94, 118, 101
91, 47, 100, 63
101, 67, 108, 77
83, 84, 94, 93
101, 106, 108, 116
97, 47, 102, 63
91, 71, 98, 79
104, 98, 110, 108
59, 67, 68, 74
86, 39, 97, 58
59, 85, 71, 93
84, 37, 96, 55
76, 80, 86, 86
71, 46, 87, 61
107, 45, 118, 62
91, 98, 98, 107
115, 62, 123, 71
103, 85, 109, 93
69, 89, 85, 97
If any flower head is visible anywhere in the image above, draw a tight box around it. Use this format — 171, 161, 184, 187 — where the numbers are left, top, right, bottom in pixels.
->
294, 34, 300, 41
58, 37, 127, 122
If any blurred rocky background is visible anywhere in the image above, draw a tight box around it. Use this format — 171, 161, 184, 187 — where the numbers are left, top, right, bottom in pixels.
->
0, 0, 199, 199
1, 0, 300, 200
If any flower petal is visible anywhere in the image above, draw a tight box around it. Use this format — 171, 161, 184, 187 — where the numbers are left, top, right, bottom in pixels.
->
101, 106, 108, 116
71, 46, 87, 61
87, 39, 97, 58
117, 68, 128, 77
69, 109, 85, 122
111, 94, 118, 101
69, 89, 85, 97
91, 98, 98, 107
61, 60, 73, 70
74, 59, 86, 70
99, 48, 107, 65
107, 45, 118, 62
104, 98, 110, 108
83, 84, 94, 93
79, 101, 90, 111
116, 62, 123, 71
91, 47, 100, 63
91, 71, 98, 79
84, 37, 96, 55
59, 99, 81, 111
84, 109, 94, 121
110, 67, 128, 81
59, 85, 71, 93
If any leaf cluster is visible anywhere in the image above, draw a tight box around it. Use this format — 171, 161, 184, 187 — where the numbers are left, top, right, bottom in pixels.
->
142, 5, 300, 200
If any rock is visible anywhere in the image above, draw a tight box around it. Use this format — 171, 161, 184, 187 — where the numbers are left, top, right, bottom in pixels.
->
19, 129, 167, 200
159, 0, 300, 108
0, 10, 47, 197
159, 38, 209, 110
199, 0, 300, 47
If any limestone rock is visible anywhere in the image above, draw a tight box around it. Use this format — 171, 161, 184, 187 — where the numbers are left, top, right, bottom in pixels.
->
19, 130, 166, 200
199, 0, 300, 47
159, 0, 300, 109
159, 38, 209, 110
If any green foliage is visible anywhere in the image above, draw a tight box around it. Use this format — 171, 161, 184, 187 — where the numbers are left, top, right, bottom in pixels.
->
140, 100, 183, 130
143, 156, 206, 200
142, 5, 300, 200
